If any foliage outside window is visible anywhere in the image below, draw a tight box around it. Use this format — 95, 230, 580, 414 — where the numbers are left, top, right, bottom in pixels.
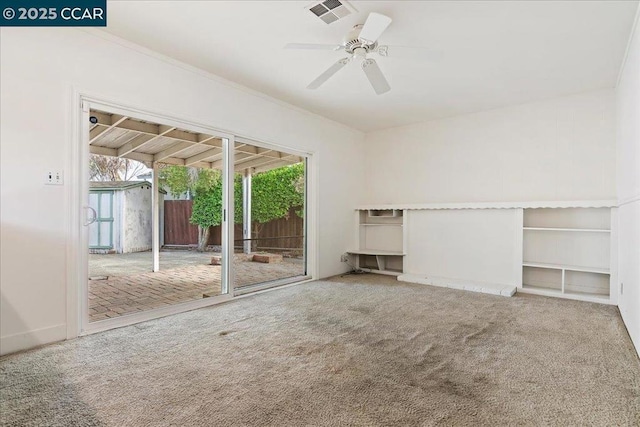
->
159, 163, 304, 251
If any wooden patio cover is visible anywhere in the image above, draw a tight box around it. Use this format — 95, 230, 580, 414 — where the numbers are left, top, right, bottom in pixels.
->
89, 109, 303, 173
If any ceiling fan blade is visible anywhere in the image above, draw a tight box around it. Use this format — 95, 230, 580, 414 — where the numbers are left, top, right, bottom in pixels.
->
307, 58, 351, 90
358, 12, 392, 44
361, 58, 390, 95
285, 43, 343, 51
378, 45, 444, 61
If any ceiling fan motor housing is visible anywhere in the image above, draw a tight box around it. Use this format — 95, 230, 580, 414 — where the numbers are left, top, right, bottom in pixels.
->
343, 24, 377, 54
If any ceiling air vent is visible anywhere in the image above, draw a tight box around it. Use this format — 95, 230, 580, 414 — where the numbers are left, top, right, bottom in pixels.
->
306, 0, 356, 24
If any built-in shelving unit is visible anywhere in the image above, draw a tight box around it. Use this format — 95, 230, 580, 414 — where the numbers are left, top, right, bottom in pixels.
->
349, 201, 616, 303
348, 209, 405, 275
520, 207, 614, 303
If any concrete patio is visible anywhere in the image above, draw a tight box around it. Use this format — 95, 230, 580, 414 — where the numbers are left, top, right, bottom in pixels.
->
88, 250, 305, 322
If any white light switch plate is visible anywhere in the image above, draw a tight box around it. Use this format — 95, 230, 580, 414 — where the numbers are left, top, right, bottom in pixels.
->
45, 170, 64, 185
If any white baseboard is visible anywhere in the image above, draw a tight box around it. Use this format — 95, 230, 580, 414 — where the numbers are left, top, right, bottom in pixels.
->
0, 324, 67, 356
398, 274, 516, 297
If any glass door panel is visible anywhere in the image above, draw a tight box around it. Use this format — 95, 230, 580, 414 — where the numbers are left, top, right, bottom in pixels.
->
232, 140, 308, 292
86, 106, 230, 325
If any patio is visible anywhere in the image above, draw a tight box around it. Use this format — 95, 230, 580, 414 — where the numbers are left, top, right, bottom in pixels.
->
88, 250, 304, 322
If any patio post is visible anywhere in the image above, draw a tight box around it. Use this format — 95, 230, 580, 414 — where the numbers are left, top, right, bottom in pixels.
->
243, 168, 252, 254
152, 161, 160, 272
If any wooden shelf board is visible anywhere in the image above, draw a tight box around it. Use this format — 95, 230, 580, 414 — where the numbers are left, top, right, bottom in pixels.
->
360, 223, 403, 227
521, 285, 562, 295
359, 268, 402, 276
519, 286, 611, 304
522, 262, 610, 275
523, 227, 610, 233
348, 249, 406, 256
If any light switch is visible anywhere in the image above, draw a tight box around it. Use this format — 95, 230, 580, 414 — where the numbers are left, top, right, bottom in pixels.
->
45, 170, 64, 185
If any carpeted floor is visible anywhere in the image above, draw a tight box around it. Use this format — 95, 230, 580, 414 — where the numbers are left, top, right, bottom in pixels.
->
1, 274, 639, 426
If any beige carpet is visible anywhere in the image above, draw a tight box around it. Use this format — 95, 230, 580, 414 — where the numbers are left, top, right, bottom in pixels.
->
1, 274, 639, 426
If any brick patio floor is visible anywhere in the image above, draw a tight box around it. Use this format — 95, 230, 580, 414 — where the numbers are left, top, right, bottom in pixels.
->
88, 253, 304, 322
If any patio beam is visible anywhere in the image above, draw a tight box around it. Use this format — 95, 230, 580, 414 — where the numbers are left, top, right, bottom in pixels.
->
116, 125, 175, 158
89, 114, 128, 143
184, 147, 223, 166
202, 152, 224, 164
210, 152, 253, 169
153, 141, 193, 162
197, 136, 222, 148
152, 161, 160, 272
89, 145, 186, 166
116, 119, 160, 134
232, 155, 294, 172
89, 145, 117, 156
189, 161, 213, 169
254, 147, 282, 159
242, 168, 252, 254
253, 156, 303, 173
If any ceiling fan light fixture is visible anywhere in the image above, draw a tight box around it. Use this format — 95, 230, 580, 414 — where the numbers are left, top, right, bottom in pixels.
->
286, 11, 441, 95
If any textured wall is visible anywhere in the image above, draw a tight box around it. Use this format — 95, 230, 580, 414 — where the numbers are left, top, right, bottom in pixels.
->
364, 89, 616, 204
0, 28, 364, 354
616, 10, 640, 356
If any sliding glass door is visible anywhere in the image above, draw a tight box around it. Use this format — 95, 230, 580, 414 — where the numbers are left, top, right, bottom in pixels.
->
80, 99, 311, 333
82, 101, 235, 330
231, 139, 309, 294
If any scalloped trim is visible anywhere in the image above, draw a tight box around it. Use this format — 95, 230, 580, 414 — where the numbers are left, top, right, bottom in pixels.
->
357, 200, 617, 211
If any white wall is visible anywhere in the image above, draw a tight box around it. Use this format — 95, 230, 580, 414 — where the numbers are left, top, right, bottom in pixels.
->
406, 209, 522, 286
616, 12, 640, 356
364, 89, 616, 204
0, 28, 364, 355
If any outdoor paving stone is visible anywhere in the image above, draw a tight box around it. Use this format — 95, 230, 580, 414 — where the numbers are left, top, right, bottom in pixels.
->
88, 251, 304, 323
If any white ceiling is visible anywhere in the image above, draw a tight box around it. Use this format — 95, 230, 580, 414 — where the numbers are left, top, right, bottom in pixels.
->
103, 1, 638, 132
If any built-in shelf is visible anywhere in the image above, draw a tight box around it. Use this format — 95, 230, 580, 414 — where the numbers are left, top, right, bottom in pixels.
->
523, 227, 610, 233
368, 209, 403, 218
352, 209, 405, 276
357, 267, 403, 277
519, 285, 611, 304
347, 249, 405, 256
522, 262, 610, 275
522, 207, 613, 304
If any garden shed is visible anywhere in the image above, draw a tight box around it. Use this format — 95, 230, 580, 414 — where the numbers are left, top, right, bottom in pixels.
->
89, 181, 165, 254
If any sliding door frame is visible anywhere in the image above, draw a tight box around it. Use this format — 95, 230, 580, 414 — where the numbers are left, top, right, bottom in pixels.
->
69, 94, 235, 336
232, 137, 314, 295
67, 91, 317, 339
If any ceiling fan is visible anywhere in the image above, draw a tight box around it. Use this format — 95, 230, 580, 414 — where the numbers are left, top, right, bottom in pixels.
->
285, 12, 442, 95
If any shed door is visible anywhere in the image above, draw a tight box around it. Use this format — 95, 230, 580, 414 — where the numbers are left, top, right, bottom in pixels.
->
88, 190, 114, 249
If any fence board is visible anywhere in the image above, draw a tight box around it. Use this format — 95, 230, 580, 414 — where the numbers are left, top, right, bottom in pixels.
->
251, 208, 304, 252
164, 201, 303, 251
164, 200, 199, 245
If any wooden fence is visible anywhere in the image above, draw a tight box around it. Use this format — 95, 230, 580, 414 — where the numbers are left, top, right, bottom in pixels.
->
163, 200, 198, 245
164, 200, 304, 251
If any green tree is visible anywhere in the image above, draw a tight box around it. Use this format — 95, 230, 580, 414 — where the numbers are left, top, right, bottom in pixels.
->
190, 171, 223, 251
159, 165, 192, 198
160, 163, 304, 252
160, 165, 221, 251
